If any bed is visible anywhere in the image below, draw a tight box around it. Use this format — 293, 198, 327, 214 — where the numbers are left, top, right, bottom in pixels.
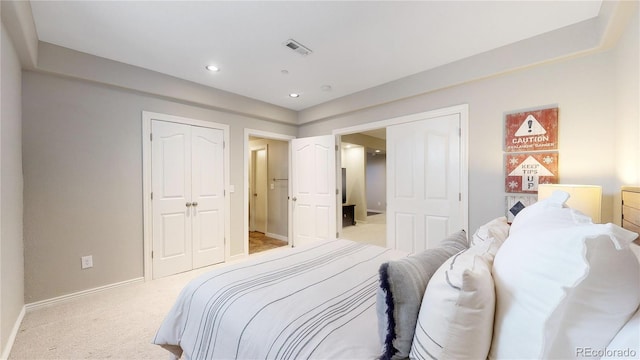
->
153, 239, 407, 360
154, 191, 640, 360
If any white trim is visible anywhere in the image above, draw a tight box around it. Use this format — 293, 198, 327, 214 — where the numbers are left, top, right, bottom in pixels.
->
25, 277, 144, 312
265, 232, 288, 242
243, 129, 295, 258
459, 105, 470, 234
142, 111, 231, 281
0, 306, 25, 360
332, 104, 470, 241
332, 104, 469, 136
227, 252, 248, 263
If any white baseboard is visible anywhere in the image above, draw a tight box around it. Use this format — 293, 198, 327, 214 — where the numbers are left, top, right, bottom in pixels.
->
1, 305, 25, 360
266, 232, 288, 243
228, 252, 248, 262
25, 277, 144, 312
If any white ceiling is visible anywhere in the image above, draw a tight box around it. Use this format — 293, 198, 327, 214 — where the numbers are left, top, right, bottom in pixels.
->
29, 1, 603, 111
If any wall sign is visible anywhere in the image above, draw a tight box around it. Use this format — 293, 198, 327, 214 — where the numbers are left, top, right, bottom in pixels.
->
505, 195, 537, 222
505, 152, 559, 193
505, 107, 558, 152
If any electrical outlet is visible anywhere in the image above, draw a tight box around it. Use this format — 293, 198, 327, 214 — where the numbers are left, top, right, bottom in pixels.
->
81, 255, 93, 269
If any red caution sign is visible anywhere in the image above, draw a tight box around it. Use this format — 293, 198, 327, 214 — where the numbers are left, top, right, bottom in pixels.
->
505, 107, 558, 152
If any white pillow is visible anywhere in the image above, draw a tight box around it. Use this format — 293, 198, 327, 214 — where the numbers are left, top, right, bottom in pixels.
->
509, 189, 595, 235
410, 241, 497, 360
470, 216, 510, 247
490, 217, 640, 359
601, 306, 640, 359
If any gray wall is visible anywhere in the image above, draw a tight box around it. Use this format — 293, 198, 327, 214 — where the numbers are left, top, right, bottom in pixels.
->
22, 72, 296, 302
366, 153, 386, 213
341, 146, 366, 221
613, 7, 640, 224
299, 19, 638, 233
9, 1, 640, 310
1, 21, 25, 355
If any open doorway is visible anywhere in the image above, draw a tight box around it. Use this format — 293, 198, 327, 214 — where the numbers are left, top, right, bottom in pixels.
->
245, 130, 294, 255
339, 129, 387, 247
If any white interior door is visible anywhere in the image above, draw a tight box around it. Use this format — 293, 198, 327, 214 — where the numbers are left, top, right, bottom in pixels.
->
291, 135, 336, 247
152, 120, 192, 278
152, 121, 225, 278
191, 125, 225, 268
387, 113, 462, 253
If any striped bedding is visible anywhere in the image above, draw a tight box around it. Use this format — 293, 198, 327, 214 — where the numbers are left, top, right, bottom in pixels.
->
153, 239, 407, 360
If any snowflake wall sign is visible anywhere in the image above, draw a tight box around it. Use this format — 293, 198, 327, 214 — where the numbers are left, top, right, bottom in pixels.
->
505, 152, 559, 193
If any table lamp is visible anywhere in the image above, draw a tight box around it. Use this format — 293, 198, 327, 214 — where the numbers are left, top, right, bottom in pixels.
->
537, 184, 602, 223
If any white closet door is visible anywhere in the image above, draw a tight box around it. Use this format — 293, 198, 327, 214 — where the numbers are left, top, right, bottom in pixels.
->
387, 113, 461, 253
152, 121, 225, 278
291, 135, 336, 247
191, 125, 225, 269
152, 120, 192, 278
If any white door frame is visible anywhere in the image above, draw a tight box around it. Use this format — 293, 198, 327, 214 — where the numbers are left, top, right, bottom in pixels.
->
142, 111, 230, 281
243, 129, 295, 257
332, 104, 469, 239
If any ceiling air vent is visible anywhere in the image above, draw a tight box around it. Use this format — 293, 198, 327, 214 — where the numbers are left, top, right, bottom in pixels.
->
283, 39, 312, 56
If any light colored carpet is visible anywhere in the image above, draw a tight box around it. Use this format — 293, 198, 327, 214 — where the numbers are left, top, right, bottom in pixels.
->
9, 228, 376, 360
341, 213, 386, 247
8, 252, 289, 360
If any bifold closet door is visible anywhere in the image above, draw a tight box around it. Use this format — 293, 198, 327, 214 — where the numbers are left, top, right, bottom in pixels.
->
152, 120, 225, 278
387, 113, 462, 253
191, 125, 225, 268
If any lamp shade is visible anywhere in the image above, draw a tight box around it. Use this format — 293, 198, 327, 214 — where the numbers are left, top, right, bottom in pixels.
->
537, 184, 602, 223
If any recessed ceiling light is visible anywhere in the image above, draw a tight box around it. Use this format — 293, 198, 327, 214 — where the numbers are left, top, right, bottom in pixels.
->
206, 65, 220, 72
289, 93, 300, 98
375, 149, 381, 153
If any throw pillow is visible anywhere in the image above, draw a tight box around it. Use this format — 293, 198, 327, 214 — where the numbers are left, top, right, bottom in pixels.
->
377, 229, 468, 360
470, 216, 510, 247
410, 240, 498, 360
490, 215, 640, 359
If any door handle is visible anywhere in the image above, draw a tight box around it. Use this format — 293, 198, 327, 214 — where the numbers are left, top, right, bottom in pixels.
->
192, 202, 198, 207
186, 202, 192, 207
292, 197, 297, 202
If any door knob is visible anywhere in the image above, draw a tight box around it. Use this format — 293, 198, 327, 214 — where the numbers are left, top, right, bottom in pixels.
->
186, 202, 192, 207
192, 202, 198, 207
292, 197, 297, 202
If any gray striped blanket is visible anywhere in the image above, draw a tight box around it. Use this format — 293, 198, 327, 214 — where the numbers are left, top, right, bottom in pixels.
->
153, 239, 407, 360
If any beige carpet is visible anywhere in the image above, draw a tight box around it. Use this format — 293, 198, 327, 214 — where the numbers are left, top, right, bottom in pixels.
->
10, 233, 362, 359
8, 259, 260, 360
341, 213, 386, 247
